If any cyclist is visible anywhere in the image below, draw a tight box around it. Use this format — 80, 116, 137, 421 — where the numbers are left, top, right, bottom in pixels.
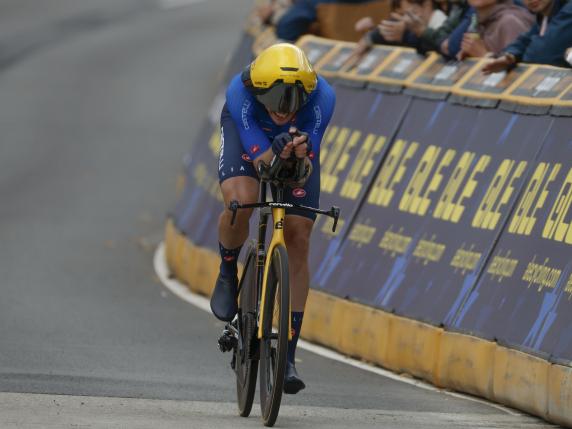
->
210, 43, 336, 394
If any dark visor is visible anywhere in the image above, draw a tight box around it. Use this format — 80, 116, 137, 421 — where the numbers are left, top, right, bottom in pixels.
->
255, 83, 308, 114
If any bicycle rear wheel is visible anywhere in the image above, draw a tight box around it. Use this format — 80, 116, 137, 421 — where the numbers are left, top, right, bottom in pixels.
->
259, 244, 290, 427
235, 243, 259, 417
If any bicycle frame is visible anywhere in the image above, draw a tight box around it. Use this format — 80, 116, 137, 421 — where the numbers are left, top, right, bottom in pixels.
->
228, 160, 341, 346
257, 184, 290, 341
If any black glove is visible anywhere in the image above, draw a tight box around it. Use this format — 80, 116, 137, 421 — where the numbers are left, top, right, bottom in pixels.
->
271, 132, 293, 157
289, 129, 312, 159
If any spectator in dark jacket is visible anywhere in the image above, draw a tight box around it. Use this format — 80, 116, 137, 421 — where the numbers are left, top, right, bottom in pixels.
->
441, 8, 472, 57
457, 0, 534, 59
483, 0, 572, 72
276, 0, 375, 41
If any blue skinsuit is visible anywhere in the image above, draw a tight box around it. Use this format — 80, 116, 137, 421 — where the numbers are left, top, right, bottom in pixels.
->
218, 72, 336, 220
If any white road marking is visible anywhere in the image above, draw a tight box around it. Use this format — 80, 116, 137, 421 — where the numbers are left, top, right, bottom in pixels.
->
158, 0, 206, 9
153, 242, 522, 417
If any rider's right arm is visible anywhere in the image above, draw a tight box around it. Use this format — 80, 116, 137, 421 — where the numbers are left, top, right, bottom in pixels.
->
225, 74, 272, 160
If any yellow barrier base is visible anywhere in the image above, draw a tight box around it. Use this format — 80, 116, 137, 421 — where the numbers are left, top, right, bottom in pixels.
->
493, 347, 550, 418
163, 225, 571, 428
437, 332, 495, 398
548, 363, 572, 426
385, 315, 442, 384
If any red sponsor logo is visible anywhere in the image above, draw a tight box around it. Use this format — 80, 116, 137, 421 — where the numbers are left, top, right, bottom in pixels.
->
251, 145, 260, 154
223, 256, 235, 262
242, 154, 252, 162
308, 151, 315, 160
292, 188, 306, 198
291, 328, 296, 337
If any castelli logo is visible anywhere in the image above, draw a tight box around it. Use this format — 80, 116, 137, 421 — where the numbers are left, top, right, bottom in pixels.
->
292, 188, 306, 198
242, 154, 252, 162
223, 256, 235, 262
308, 151, 315, 160
251, 145, 260, 154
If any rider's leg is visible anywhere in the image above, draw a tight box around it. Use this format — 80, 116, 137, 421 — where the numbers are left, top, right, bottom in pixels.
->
218, 176, 258, 253
283, 214, 313, 394
284, 215, 313, 312
210, 176, 258, 322
211, 104, 260, 322
279, 157, 320, 393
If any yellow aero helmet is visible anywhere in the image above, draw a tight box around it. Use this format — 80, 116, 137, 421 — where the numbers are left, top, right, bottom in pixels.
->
242, 43, 317, 114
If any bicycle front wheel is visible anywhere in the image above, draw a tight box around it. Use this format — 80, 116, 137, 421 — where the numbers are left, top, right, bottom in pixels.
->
235, 243, 258, 417
259, 244, 290, 427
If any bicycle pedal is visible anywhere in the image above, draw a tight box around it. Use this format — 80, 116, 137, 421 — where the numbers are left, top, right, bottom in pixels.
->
218, 329, 237, 353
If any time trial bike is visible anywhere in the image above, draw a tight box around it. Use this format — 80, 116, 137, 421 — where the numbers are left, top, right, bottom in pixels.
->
218, 156, 340, 427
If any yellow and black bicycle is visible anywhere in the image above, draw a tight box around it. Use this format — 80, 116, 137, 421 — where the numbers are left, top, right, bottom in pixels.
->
218, 156, 339, 427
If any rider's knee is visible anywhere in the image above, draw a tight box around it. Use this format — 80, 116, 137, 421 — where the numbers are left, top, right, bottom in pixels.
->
222, 206, 253, 228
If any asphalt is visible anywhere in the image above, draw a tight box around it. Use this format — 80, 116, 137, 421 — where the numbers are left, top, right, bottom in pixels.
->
0, 1, 561, 427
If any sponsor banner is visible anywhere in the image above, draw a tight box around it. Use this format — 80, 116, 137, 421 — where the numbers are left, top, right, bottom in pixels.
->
338, 45, 396, 82
452, 117, 572, 363
315, 98, 551, 325
405, 53, 479, 96
505, 66, 572, 103
297, 35, 338, 68
451, 61, 532, 106
310, 85, 411, 276
315, 43, 356, 78
500, 66, 572, 114
369, 48, 425, 88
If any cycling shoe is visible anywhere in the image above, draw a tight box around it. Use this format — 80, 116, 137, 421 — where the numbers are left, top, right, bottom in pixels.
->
284, 361, 305, 394
210, 273, 238, 322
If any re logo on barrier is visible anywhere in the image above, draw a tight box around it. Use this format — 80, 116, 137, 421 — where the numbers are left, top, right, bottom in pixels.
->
320, 125, 387, 200
472, 159, 528, 230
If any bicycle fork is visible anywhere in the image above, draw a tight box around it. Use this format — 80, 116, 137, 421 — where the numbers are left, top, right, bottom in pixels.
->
257, 206, 292, 342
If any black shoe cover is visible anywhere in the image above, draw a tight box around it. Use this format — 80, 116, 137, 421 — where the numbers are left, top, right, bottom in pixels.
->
210, 273, 238, 322
284, 361, 305, 394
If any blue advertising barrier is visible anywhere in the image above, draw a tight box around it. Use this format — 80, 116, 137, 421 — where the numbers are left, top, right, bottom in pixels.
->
309, 85, 411, 278
315, 98, 552, 326
453, 117, 572, 364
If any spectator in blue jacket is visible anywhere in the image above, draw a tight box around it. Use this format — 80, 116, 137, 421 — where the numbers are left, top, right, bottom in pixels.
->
276, 0, 375, 41
482, 0, 572, 72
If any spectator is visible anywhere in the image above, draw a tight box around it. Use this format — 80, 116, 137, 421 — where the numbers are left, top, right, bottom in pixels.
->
441, 8, 472, 57
457, 0, 534, 60
369, 0, 447, 46
483, 0, 572, 72
349, 0, 471, 62
276, 0, 375, 41
399, 0, 469, 54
